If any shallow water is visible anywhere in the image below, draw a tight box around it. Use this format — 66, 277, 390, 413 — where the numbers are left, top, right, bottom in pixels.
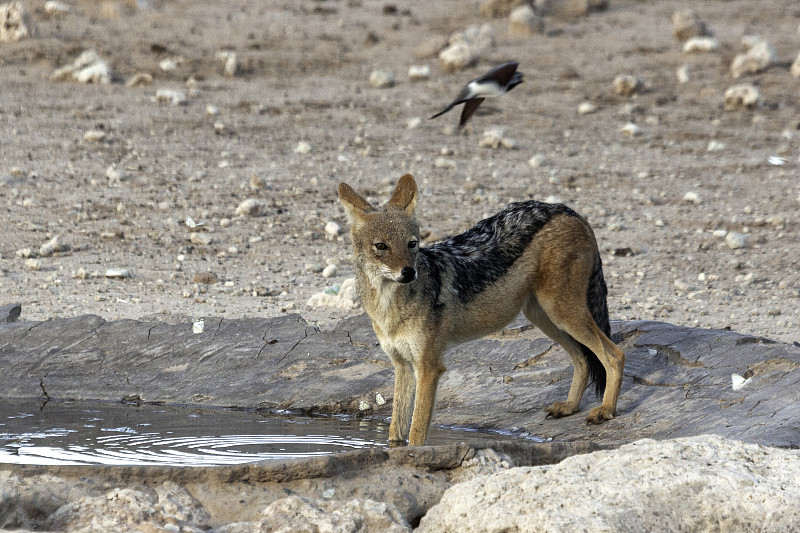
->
0, 400, 527, 467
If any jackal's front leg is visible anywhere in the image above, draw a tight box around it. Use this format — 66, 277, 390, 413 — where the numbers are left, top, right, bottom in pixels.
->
388, 358, 415, 445
408, 356, 446, 447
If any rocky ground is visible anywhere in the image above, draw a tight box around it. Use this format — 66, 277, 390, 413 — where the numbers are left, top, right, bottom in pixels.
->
1, 0, 799, 344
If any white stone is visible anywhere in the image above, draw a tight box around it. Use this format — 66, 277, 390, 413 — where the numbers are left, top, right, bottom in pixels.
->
407, 117, 422, 129
707, 140, 725, 152
125, 72, 153, 87
0, 2, 29, 42
294, 141, 311, 154
621, 122, 641, 137
369, 70, 395, 89
671, 9, 711, 42
613, 74, 643, 96
159, 58, 179, 72
24, 258, 41, 271
577, 101, 597, 115
682, 191, 701, 204
418, 436, 800, 533
44, 1, 70, 16
730, 40, 775, 78
508, 5, 544, 36
235, 198, 268, 217
324, 221, 341, 240
408, 65, 431, 81
39, 236, 61, 257
683, 36, 719, 53
105, 268, 132, 279
83, 130, 106, 143
528, 154, 545, 167
725, 232, 748, 249
676, 64, 690, 83
724, 84, 760, 110
306, 278, 360, 310
155, 89, 187, 106
791, 50, 800, 78
322, 264, 338, 278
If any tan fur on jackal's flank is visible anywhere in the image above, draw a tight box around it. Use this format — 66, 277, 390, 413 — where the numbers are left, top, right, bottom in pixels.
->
339, 174, 625, 446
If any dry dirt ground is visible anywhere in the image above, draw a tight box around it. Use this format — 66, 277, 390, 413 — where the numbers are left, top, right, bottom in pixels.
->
1, 0, 798, 343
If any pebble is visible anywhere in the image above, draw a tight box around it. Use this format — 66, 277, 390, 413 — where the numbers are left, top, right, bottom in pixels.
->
713, 229, 728, 238
24, 258, 41, 271
190, 232, 213, 246
676, 65, 690, 84
725, 232, 748, 249
83, 130, 106, 143
479, 127, 515, 149
38, 236, 61, 257
707, 140, 725, 152
0, 1, 30, 43
434, 157, 456, 168
613, 75, 643, 96
216, 50, 238, 77
528, 154, 545, 167
235, 198, 268, 217
369, 70, 395, 89
683, 36, 719, 53
44, 1, 70, 17
324, 221, 341, 240
206, 104, 220, 116
192, 319, 205, 334
413, 36, 448, 59
683, 191, 701, 204
671, 9, 711, 42
322, 264, 338, 278
106, 165, 127, 183
159, 58, 179, 72
408, 65, 431, 81
51, 50, 112, 84
724, 84, 760, 110
155, 89, 187, 106
125, 73, 153, 87
620, 122, 641, 137
15, 248, 32, 258
508, 5, 544, 36
792, 51, 800, 78
438, 42, 478, 72
577, 101, 597, 115
730, 39, 775, 78
406, 117, 422, 129
294, 141, 311, 154
105, 268, 132, 279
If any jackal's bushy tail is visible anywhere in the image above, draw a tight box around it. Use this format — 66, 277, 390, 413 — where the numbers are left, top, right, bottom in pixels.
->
583, 253, 610, 396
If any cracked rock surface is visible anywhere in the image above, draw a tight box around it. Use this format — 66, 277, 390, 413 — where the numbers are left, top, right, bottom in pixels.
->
1, 310, 799, 448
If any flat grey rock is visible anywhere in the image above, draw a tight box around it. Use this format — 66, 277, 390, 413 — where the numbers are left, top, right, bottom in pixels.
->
1, 311, 799, 447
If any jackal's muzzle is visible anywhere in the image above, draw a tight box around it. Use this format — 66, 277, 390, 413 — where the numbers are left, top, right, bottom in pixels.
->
398, 267, 417, 284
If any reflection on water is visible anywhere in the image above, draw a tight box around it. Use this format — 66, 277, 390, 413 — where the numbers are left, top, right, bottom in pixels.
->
0, 400, 522, 467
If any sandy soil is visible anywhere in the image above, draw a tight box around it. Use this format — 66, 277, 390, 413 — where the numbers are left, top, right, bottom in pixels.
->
1, 0, 798, 343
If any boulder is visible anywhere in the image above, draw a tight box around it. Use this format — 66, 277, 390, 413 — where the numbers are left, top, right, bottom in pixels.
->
418, 435, 800, 533
730, 39, 775, 78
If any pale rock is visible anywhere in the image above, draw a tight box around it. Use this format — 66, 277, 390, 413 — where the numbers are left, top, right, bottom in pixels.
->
408, 65, 431, 81
38, 236, 61, 257
676, 64, 690, 83
613, 74, 643, 96
730, 40, 775, 78
294, 140, 312, 154
235, 198, 268, 217
621, 122, 641, 137
683, 36, 719, 53
322, 264, 338, 278
15, 248, 32, 259
433, 157, 456, 168
44, 1, 70, 17
528, 154, 545, 167
216, 50, 238, 77
479, 127, 515, 149
76, 62, 112, 84
713, 229, 728, 238
508, 5, 544, 36
544, 195, 563, 204
190, 232, 213, 246
83, 130, 106, 142
725, 232, 748, 249
479, 0, 524, 18
106, 165, 127, 184
671, 9, 711, 42
407, 117, 422, 129
125, 72, 153, 87
791, 50, 800, 78
577, 101, 597, 115
438, 42, 478, 72
51, 50, 112, 84
159, 58, 179, 72
682, 191, 701, 204
24, 258, 41, 271
224, 496, 410, 533
0, 1, 30, 42
707, 140, 725, 152
324, 221, 341, 240
535, 0, 590, 18
724, 84, 760, 110
105, 268, 132, 279
306, 277, 360, 310
418, 436, 800, 533
155, 89, 187, 106
369, 70, 395, 88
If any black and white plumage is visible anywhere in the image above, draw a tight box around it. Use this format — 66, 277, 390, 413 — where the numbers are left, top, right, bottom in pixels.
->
430, 61, 524, 128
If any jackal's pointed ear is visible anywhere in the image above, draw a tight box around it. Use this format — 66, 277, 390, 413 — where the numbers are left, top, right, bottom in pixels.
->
338, 182, 373, 223
388, 174, 417, 216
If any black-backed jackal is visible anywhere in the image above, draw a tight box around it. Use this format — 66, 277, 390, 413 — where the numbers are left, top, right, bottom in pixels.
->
338, 174, 625, 446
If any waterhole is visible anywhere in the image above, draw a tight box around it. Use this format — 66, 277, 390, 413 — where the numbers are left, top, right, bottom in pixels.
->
0, 400, 531, 467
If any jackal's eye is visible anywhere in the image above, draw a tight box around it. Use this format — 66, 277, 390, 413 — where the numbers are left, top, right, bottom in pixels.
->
408, 240, 417, 249
374, 242, 388, 251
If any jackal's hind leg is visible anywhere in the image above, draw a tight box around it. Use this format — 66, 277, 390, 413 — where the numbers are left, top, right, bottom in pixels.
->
524, 301, 590, 419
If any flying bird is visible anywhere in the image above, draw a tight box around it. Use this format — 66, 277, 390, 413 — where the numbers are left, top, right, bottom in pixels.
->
430, 61, 523, 129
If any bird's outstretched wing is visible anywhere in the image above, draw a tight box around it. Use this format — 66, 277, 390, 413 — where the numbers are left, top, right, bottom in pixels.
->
458, 98, 485, 128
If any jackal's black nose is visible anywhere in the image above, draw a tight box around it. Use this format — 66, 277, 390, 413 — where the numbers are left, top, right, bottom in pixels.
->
398, 267, 417, 284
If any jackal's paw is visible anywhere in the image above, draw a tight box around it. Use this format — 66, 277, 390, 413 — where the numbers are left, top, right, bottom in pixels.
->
544, 401, 579, 419
585, 405, 615, 424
